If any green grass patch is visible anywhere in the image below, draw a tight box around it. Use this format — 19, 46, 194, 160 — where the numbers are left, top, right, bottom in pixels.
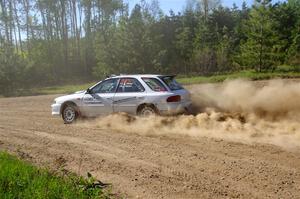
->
31, 82, 96, 95
177, 70, 300, 85
0, 152, 110, 199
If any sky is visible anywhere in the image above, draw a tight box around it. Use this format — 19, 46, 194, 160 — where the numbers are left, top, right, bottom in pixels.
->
125, 0, 283, 13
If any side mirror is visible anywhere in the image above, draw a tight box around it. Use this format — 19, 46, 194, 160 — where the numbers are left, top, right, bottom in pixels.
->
86, 88, 92, 94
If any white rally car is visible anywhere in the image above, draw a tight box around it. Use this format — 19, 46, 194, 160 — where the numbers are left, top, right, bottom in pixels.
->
52, 74, 192, 123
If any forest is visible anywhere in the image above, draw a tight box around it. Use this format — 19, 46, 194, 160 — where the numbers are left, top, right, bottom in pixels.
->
0, 0, 299, 94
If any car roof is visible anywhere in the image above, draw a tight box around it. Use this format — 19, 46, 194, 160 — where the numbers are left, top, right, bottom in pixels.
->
108, 74, 174, 79
90, 74, 177, 90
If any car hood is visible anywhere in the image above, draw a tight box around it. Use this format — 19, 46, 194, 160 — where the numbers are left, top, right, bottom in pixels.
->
74, 90, 86, 94
54, 91, 86, 104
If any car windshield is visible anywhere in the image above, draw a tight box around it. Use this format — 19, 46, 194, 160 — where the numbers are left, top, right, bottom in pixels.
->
160, 76, 183, 91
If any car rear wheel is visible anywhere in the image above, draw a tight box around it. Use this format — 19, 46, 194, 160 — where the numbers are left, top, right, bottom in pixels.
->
62, 105, 78, 124
138, 105, 157, 117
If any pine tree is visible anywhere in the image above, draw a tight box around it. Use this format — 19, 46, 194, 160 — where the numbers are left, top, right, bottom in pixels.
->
239, 0, 280, 71
286, 0, 300, 69
216, 26, 232, 71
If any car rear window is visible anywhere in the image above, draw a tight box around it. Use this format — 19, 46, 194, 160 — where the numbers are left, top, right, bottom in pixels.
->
142, 78, 167, 92
160, 76, 183, 91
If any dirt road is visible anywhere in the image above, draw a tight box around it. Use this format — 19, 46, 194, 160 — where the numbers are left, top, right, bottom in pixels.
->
1, 81, 300, 198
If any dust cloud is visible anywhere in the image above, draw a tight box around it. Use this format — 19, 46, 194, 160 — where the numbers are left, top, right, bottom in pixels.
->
81, 79, 300, 149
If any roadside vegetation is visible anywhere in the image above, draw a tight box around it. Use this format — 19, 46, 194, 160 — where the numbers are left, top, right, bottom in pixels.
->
0, 152, 110, 199
0, 0, 300, 96
10, 69, 298, 96
178, 70, 300, 84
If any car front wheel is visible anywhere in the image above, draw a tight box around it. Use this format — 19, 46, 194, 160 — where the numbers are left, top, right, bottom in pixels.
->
62, 105, 78, 124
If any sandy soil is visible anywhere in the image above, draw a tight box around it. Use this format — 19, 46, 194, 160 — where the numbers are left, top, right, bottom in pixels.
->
1, 82, 300, 199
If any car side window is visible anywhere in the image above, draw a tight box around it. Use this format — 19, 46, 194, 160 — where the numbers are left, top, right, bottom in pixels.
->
117, 78, 145, 93
142, 78, 167, 92
91, 78, 119, 93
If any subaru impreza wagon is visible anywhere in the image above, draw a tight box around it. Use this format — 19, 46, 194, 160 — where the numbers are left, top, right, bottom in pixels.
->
51, 74, 192, 123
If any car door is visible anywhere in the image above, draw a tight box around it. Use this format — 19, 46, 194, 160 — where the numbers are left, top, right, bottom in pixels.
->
113, 78, 146, 114
82, 78, 119, 117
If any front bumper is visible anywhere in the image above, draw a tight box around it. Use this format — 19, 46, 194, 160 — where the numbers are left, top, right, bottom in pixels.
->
157, 101, 192, 115
51, 103, 62, 116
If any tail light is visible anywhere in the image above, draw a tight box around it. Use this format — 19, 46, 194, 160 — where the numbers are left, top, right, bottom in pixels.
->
166, 95, 181, 102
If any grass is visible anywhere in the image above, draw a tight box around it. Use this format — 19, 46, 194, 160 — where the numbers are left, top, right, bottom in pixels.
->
9, 70, 300, 96
178, 70, 300, 85
30, 82, 96, 95
0, 152, 110, 199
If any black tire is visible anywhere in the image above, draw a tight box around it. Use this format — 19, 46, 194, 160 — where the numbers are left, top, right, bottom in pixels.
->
62, 104, 78, 124
138, 105, 157, 117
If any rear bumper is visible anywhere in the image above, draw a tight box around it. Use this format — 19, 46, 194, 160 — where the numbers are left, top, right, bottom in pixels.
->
51, 103, 61, 116
157, 101, 192, 115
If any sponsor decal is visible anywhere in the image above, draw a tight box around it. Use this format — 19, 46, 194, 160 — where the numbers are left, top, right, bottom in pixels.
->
86, 101, 103, 104
84, 97, 103, 104
113, 97, 137, 104
84, 96, 137, 105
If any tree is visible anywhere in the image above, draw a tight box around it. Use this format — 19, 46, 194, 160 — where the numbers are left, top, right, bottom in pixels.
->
285, 0, 300, 69
0, 46, 26, 94
0, 0, 300, 95
238, 0, 280, 71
